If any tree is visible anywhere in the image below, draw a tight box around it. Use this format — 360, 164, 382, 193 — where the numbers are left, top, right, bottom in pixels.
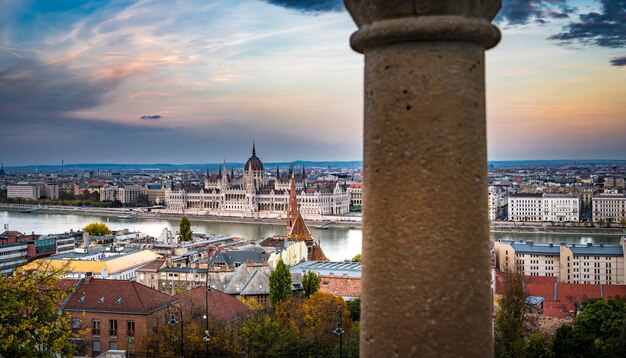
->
82, 222, 111, 236
0, 261, 85, 357
179, 216, 193, 242
275, 291, 352, 357
620, 218, 626, 227
302, 270, 320, 298
553, 297, 626, 357
350, 253, 361, 263
494, 271, 537, 358
269, 260, 292, 307
347, 297, 361, 322
240, 314, 294, 358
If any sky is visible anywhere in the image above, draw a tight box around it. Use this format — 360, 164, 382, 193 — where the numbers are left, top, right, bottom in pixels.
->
0, 0, 624, 165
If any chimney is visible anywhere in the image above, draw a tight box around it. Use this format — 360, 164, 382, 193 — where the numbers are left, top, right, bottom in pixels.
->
85, 272, 93, 283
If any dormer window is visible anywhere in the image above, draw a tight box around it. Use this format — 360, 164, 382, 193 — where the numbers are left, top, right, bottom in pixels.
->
115, 298, 121, 304
98, 297, 105, 304
78, 295, 85, 302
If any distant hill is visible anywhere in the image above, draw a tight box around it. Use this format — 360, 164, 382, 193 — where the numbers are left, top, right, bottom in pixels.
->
4, 161, 364, 172
4, 159, 624, 172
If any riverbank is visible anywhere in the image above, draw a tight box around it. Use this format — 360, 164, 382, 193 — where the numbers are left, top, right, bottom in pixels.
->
0, 204, 363, 229
490, 224, 626, 236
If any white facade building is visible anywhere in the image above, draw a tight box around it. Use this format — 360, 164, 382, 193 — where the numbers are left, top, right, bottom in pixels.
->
347, 184, 363, 206
592, 192, 626, 223
166, 145, 350, 218
542, 194, 579, 222
508, 193, 543, 222
488, 186, 508, 221
7, 184, 41, 200
508, 193, 579, 222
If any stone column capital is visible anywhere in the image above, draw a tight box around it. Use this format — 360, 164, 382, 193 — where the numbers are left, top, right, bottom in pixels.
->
345, 0, 501, 52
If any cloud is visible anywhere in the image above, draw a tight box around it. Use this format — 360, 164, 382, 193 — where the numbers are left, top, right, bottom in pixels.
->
0, 53, 122, 119
261, 0, 344, 13
140, 114, 162, 120
610, 56, 626, 67
496, 0, 573, 26
548, 0, 626, 48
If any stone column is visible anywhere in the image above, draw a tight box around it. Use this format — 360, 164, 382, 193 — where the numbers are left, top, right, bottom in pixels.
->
344, 1, 501, 357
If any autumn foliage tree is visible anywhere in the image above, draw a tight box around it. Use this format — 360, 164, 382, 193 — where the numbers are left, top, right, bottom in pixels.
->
0, 261, 85, 357
275, 291, 353, 357
179, 216, 193, 241
82, 222, 111, 236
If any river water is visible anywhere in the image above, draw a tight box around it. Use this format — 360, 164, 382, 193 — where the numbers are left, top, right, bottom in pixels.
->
1, 210, 623, 261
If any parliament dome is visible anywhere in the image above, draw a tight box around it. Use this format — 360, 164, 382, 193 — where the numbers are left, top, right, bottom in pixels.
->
244, 143, 264, 171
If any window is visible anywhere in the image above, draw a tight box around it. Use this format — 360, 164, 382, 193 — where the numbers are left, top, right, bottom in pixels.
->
93, 340, 101, 356
109, 320, 118, 336
110, 341, 118, 350
127, 320, 135, 337
72, 317, 81, 334
92, 320, 101, 336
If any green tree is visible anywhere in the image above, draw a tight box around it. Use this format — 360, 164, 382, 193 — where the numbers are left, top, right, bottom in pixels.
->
0, 261, 85, 357
553, 297, 626, 358
347, 297, 361, 322
269, 260, 292, 307
240, 314, 293, 358
494, 271, 536, 358
82, 222, 111, 236
350, 253, 361, 263
179, 216, 193, 241
525, 332, 554, 358
619, 218, 626, 227
302, 270, 320, 298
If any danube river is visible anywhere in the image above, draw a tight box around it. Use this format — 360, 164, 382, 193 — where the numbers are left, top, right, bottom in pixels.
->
1, 210, 623, 261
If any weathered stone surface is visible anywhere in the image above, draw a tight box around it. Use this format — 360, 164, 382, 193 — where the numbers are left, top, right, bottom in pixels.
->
345, 0, 501, 52
346, 0, 501, 357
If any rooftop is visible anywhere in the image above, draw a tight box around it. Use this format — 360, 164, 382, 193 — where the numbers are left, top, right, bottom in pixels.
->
63, 278, 178, 314
290, 261, 362, 277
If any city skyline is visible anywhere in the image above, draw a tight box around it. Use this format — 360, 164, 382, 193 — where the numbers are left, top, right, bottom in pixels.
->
1, 0, 625, 166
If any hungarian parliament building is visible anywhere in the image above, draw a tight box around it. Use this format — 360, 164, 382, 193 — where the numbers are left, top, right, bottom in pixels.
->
165, 145, 357, 218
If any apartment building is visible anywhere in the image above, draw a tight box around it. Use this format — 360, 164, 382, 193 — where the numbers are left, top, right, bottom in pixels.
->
592, 192, 626, 223
494, 239, 626, 285
488, 186, 508, 221
508, 193, 579, 222
508, 193, 543, 221
61, 277, 178, 357
542, 193, 579, 222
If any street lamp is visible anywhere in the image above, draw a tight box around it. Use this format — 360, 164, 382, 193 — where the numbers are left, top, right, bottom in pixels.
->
333, 307, 345, 358
168, 309, 184, 358
203, 286, 211, 358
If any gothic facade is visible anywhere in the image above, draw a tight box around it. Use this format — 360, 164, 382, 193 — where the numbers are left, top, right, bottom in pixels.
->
165, 145, 350, 218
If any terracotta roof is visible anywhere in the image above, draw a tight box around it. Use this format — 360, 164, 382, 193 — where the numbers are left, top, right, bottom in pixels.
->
319, 274, 361, 299
177, 287, 252, 323
136, 259, 166, 272
64, 278, 178, 314
288, 213, 312, 241
309, 245, 328, 261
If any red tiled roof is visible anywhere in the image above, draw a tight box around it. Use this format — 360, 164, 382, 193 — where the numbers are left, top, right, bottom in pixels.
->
319, 275, 361, 298
494, 271, 626, 319
602, 285, 626, 298
177, 287, 252, 323
136, 259, 165, 272
64, 278, 178, 314
288, 214, 312, 241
